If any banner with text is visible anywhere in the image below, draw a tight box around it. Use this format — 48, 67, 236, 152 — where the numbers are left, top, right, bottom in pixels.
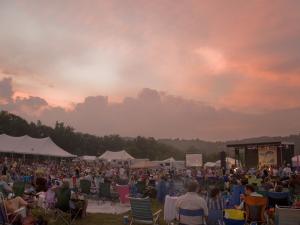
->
186, 154, 203, 167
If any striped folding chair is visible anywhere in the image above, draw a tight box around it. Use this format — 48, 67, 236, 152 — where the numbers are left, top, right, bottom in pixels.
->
244, 196, 267, 224
128, 197, 161, 225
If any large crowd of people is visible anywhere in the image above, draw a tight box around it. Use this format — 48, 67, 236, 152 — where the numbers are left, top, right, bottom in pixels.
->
0, 156, 299, 225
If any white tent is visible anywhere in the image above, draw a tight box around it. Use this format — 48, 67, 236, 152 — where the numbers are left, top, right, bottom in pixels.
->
163, 157, 176, 162
98, 150, 134, 161
215, 157, 240, 168
292, 155, 300, 167
130, 160, 159, 169
0, 134, 76, 158
79, 155, 97, 161
204, 162, 217, 168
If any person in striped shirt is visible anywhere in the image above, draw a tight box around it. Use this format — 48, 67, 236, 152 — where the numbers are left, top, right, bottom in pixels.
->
206, 188, 224, 210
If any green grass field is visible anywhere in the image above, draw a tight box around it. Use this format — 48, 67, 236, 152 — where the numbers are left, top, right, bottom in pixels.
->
33, 200, 167, 225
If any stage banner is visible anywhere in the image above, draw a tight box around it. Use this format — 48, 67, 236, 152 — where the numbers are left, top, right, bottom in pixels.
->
258, 146, 277, 166
186, 154, 203, 167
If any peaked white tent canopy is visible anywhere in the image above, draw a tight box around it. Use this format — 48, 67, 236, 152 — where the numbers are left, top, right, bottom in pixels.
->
163, 157, 176, 162
215, 157, 240, 167
204, 162, 217, 168
98, 150, 134, 161
0, 134, 76, 158
130, 160, 159, 169
79, 155, 97, 161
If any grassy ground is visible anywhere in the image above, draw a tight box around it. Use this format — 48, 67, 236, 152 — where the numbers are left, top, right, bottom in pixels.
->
32, 200, 167, 225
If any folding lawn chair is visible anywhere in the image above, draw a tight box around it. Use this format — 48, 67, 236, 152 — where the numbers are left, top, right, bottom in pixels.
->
178, 208, 206, 225
128, 197, 162, 225
55, 187, 83, 225
244, 196, 268, 225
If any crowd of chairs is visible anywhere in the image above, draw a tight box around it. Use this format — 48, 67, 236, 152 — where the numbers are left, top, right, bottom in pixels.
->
125, 178, 300, 225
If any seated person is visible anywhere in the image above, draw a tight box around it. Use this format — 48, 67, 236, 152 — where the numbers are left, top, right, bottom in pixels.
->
35, 172, 48, 193
56, 182, 85, 218
262, 178, 274, 191
0, 175, 12, 197
207, 188, 224, 211
176, 181, 208, 225
5, 196, 28, 218
274, 185, 283, 192
55, 181, 71, 212
235, 184, 262, 210
289, 174, 300, 195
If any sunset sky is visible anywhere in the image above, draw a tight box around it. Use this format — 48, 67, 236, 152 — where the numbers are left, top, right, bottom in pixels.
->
0, 0, 300, 140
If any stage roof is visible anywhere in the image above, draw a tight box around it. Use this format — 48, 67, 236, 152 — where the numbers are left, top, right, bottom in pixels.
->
227, 141, 294, 148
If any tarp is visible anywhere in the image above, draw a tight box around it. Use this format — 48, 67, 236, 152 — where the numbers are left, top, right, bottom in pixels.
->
292, 155, 300, 167
79, 155, 97, 161
0, 134, 76, 158
98, 150, 134, 161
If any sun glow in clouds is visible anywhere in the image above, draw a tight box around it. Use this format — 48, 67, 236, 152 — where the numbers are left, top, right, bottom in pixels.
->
194, 47, 227, 73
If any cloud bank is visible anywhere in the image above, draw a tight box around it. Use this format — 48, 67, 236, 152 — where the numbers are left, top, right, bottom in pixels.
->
0, 0, 300, 111
1, 77, 300, 141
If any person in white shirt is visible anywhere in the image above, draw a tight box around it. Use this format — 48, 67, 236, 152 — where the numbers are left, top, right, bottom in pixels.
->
176, 181, 208, 225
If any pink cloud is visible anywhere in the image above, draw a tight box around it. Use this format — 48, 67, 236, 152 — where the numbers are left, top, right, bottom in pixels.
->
0, 0, 300, 112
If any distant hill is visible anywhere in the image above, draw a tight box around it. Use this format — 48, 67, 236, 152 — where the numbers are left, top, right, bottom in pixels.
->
159, 134, 300, 159
1, 110, 299, 162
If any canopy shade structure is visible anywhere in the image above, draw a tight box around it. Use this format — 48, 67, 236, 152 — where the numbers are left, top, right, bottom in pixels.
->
0, 134, 76, 158
130, 160, 159, 169
204, 162, 217, 168
79, 155, 97, 161
162, 157, 176, 162
215, 157, 240, 167
98, 150, 134, 161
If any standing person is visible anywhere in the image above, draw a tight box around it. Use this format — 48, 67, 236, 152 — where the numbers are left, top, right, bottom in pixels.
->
206, 188, 224, 211
206, 188, 224, 225
176, 181, 208, 225
2, 163, 8, 175
157, 176, 168, 203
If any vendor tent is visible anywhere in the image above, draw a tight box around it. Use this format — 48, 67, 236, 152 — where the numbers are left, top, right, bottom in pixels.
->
292, 155, 300, 167
79, 155, 97, 161
98, 150, 134, 161
0, 134, 76, 158
163, 157, 176, 162
215, 157, 240, 168
130, 160, 159, 169
204, 162, 217, 168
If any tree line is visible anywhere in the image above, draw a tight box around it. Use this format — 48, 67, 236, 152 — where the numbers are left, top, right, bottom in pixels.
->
0, 111, 185, 160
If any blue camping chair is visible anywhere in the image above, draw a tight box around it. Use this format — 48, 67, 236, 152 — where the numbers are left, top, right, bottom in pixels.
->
267, 191, 290, 208
207, 209, 223, 225
229, 185, 245, 207
223, 218, 245, 225
178, 208, 205, 225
